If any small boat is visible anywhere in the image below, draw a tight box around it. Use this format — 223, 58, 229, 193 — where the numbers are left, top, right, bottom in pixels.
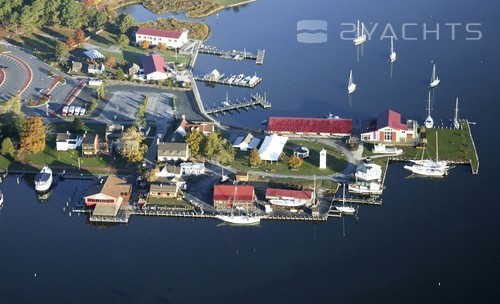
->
0, 190, 3, 205
429, 63, 440, 88
234, 74, 245, 83
35, 165, 53, 192
424, 91, 434, 128
372, 143, 403, 154
242, 76, 252, 84
347, 69, 356, 94
335, 184, 356, 214
390, 37, 397, 62
268, 199, 306, 208
353, 20, 367, 45
215, 214, 261, 225
227, 75, 236, 84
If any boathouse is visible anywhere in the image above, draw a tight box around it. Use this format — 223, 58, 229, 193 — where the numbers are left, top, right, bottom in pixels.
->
267, 117, 352, 137
84, 175, 132, 207
135, 27, 189, 49
213, 185, 256, 209
360, 109, 417, 143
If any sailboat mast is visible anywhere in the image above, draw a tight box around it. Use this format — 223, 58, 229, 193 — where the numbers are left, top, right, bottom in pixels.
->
454, 97, 459, 121
357, 20, 360, 37
342, 183, 346, 206
432, 64, 436, 81
427, 91, 432, 116
436, 131, 439, 161
391, 37, 394, 52
349, 70, 353, 85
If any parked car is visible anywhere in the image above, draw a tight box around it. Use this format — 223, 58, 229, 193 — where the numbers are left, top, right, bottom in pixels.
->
79, 108, 86, 116
68, 106, 75, 116
62, 106, 69, 116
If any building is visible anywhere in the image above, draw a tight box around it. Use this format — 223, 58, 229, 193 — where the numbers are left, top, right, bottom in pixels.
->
258, 134, 288, 162
354, 159, 382, 181
135, 27, 189, 49
360, 109, 418, 143
319, 149, 327, 169
267, 117, 352, 137
56, 132, 83, 151
84, 175, 132, 207
293, 146, 309, 158
106, 124, 124, 139
213, 185, 256, 209
265, 188, 314, 208
128, 63, 140, 75
88, 63, 105, 75
180, 162, 205, 175
172, 116, 215, 142
71, 61, 82, 73
232, 133, 261, 151
149, 183, 178, 198
156, 164, 182, 178
157, 142, 189, 162
82, 133, 99, 156
141, 54, 169, 81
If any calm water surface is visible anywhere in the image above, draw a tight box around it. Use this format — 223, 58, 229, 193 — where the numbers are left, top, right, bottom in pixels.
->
0, 1, 498, 303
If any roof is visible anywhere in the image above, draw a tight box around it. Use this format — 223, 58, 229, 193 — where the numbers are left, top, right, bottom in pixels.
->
213, 185, 254, 202
265, 188, 313, 200
84, 175, 131, 200
258, 134, 288, 161
93, 201, 121, 217
136, 27, 184, 39
150, 183, 178, 193
72, 61, 82, 68
157, 142, 188, 157
141, 54, 168, 76
84, 49, 105, 59
361, 109, 409, 132
82, 133, 98, 144
267, 117, 352, 135
157, 165, 182, 176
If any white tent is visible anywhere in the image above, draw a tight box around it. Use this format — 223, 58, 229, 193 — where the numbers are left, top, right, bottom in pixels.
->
84, 49, 105, 59
258, 134, 288, 162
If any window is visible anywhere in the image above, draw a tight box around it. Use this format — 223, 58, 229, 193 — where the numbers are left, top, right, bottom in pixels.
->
361, 134, 370, 141
384, 130, 392, 141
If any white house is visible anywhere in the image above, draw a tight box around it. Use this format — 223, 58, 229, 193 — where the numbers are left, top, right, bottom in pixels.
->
180, 162, 205, 176
56, 132, 83, 151
135, 27, 189, 49
360, 109, 417, 143
88, 63, 105, 75
354, 160, 382, 181
232, 133, 261, 151
141, 54, 170, 81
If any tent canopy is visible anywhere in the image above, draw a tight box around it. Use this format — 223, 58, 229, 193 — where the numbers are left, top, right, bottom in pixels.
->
258, 134, 288, 161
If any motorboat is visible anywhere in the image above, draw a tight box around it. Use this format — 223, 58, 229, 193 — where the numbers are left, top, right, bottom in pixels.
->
372, 143, 403, 154
347, 69, 356, 94
348, 181, 383, 195
227, 75, 236, 84
234, 74, 245, 83
35, 165, 53, 192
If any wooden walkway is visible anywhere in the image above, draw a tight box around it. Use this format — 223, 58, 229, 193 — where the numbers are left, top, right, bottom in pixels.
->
330, 196, 382, 206
198, 45, 265, 64
193, 74, 262, 88
205, 93, 271, 115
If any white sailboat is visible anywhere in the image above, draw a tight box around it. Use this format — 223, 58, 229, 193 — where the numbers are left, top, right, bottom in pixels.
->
220, 166, 229, 183
215, 187, 262, 225
424, 91, 434, 129
453, 97, 460, 129
335, 184, 356, 214
353, 20, 367, 45
404, 132, 451, 177
389, 37, 397, 62
429, 63, 440, 88
347, 70, 356, 94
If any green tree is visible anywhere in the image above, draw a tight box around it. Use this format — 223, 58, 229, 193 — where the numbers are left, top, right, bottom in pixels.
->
216, 138, 235, 165
117, 34, 130, 49
96, 82, 106, 99
118, 126, 148, 163
115, 68, 125, 81
60, 0, 85, 28
87, 8, 107, 29
0, 111, 25, 139
54, 42, 69, 61
44, 0, 61, 27
87, 98, 98, 114
70, 118, 86, 133
248, 148, 261, 167
117, 13, 136, 34
185, 130, 204, 160
1, 137, 15, 157
288, 155, 303, 170
20, 116, 46, 154
201, 132, 220, 161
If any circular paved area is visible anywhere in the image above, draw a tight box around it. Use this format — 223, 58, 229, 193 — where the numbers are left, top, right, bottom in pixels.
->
0, 52, 32, 101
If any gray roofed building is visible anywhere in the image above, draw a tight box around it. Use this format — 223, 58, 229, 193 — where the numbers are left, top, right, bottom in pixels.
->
157, 142, 189, 162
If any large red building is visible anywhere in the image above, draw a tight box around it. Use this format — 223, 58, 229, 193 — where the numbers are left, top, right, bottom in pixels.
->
267, 117, 352, 137
360, 109, 417, 143
213, 185, 255, 209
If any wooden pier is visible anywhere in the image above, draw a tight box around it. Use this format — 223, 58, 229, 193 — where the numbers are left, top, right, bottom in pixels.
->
263, 214, 327, 222
205, 93, 271, 115
198, 45, 265, 64
330, 196, 382, 206
193, 74, 262, 88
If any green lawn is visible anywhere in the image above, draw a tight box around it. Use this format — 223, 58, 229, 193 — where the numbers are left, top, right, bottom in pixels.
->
231, 140, 348, 175
147, 196, 193, 209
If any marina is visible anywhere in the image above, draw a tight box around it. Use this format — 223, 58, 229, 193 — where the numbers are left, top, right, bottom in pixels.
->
194, 72, 262, 88
205, 92, 271, 115
198, 45, 265, 64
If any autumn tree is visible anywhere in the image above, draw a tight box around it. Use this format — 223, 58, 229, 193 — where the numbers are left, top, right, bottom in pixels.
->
1, 137, 15, 157
141, 40, 150, 49
65, 36, 77, 50
145, 166, 159, 183
19, 116, 46, 154
117, 34, 130, 49
158, 42, 167, 52
118, 125, 148, 163
74, 28, 86, 45
248, 148, 261, 167
104, 56, 116, 68
288, 155, 303, 170
199, 131, 235, 164
185, 130, 204, 160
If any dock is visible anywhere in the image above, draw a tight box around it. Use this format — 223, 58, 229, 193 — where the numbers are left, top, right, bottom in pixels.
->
329, 196, 382, 206
205, 93, 271, 115
198, 45, 265, 64
194, 73, 262, 88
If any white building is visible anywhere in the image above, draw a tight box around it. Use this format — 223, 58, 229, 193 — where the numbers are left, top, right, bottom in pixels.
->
355, 160, 382, 181
56, 132, 83, 151
258, 134, 288, 162
135, 27, 189, 49
141, 54, 170, 81
180, 162, 205, 176
232, 133, 261, 151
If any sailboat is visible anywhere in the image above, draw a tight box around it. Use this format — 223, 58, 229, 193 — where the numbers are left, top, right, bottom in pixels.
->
335, 184, 356, 214
389, 37, 397, 62
215, 187, 262, 225
220, 166, 229, 183
429, 63, 440, 88
424, 91, 434, 128
453, 97, 460, 129
353, 20, 367, 45
404, 132, 451, 177
347, 70, 356, 94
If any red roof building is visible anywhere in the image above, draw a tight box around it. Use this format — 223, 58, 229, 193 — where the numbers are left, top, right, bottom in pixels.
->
360, 109, 417, 143
265, 188, 314, 209
267, 117, 352, 137
141, 54, 169, 81
135, 27, 189, 48
213, 185, 255, 209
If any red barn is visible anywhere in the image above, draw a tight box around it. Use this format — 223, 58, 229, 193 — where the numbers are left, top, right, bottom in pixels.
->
267, 117, 352, 137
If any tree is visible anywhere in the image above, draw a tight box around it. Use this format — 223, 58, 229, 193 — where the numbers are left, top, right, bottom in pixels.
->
74, 28, 86, 45
115, 68, 125, 81
65, 36, 77, 50
70, 117, 86, 133
118, 126, 148, 163
104, 56, 116, 68
117, 34, 130, 49
60, 0, 85, 28
19, 116, 46, 154
288, 155, 303, 170
87, 7, 107, 29
202, 132, 220, 161
141, 40, 150, 49
145, 167, 159, 183
216, 139, 235, 165
1, 137, 15, 157
158, 42, 167, 51
248, 148, 261, 167
96, 82, 106, 99
185, 130, 204, 160
54, 42, 69, 61
117, 13, 137, 34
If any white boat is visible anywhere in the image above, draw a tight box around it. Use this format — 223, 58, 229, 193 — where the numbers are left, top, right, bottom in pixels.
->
234, 74, 245, 83
353, 20, 367, 45
429, 63, 440, 88
335, 184, 356, 214
227, 75, 236, 84
242, 76, 252, 84
35, 165, 53, 192
215, 214, 261, 225
347, 69, 356, 94
404, 132, 451, 177
390, 37, 397, 62
268, 199, 306, 208
372, 143, 402, 154
348, 181, 383, 195
220, 166, 229, 183
424, 91, 434, 128
0, 190, 3, 205
453, 97, 460, 129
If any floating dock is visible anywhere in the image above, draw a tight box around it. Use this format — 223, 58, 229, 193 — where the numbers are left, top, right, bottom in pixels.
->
194, 73, 262, 88
329, 196, 382, 206
199, 45, 265, 64
205, 93, 271, 115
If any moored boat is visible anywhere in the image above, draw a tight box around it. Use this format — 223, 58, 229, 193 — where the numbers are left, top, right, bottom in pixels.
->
215, 214, 262, 225
268, 199, 306, 208
35, 165, 53, 192
372, 143, 403, 154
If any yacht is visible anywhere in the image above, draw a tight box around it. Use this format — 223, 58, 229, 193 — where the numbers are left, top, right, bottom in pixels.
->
424, 91, 434, 129
347, 70, 356, 94
353, 20, 367, 45
404, 132, 452, 177
227, 75, 236, 84
215, 214, 262, 225
35, 165, 53, 192
390, 37, 397, 62
348, 181, 383, 195
372, 143, 402, 154
234, 74, 245, 83
429, 63, 440, 88
335, 184, 356, 214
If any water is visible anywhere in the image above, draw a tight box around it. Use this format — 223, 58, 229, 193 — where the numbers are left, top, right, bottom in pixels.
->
0, 1, 499, 303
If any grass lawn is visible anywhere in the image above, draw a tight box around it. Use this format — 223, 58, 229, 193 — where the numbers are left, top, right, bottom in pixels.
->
231, 140, 348, 176
261, 178, 338, 192
147, 196, 193, 209
8, 32, 59, 61
50, 121, 107, 138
